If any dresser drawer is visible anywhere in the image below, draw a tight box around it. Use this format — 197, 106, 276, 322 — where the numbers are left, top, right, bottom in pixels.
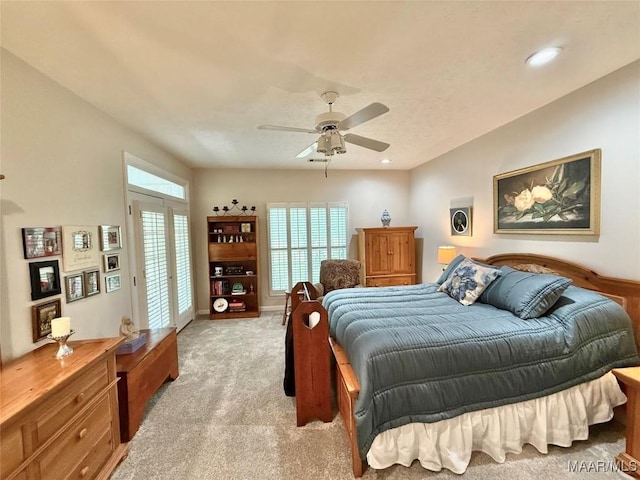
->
0, 421, 24, 479
36, 394, 113, 480
34, 359, 109, 448
366, 275, 415, 287
67, 429, 114, 480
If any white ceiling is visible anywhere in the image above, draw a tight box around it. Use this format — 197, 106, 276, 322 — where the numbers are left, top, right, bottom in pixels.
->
2, 1, 639, 171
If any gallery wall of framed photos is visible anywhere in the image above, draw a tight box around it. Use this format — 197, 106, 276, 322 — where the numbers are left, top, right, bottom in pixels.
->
24, 223, 123, 342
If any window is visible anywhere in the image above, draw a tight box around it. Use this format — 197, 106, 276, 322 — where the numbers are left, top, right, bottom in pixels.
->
267, 202, 348, 294
127, 164, 186, 200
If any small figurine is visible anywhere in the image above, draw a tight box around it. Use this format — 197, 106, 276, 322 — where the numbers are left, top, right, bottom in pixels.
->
119, 316, 139, 341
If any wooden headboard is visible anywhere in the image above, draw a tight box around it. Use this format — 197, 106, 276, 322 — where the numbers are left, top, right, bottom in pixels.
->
477, 253, 640, 353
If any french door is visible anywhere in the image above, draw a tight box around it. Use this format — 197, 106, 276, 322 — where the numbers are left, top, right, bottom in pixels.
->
129, 194, 194, 331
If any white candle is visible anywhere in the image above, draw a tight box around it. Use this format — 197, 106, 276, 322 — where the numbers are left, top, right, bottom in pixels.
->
51, 317, 71, 338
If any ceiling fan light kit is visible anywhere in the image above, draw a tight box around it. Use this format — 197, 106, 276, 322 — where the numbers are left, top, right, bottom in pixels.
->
257, 91, 390, 162
317, 130, 346, 155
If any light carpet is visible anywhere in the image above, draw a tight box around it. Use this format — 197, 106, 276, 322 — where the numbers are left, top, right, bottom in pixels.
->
111, 313, 630, 479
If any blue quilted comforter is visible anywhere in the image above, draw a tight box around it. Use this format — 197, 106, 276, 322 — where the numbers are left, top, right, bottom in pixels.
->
324, 283, 639, 457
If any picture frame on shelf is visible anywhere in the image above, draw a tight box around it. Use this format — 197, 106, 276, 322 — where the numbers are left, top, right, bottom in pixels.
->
65, 273, 85, 303
494, 149, 601, 235
84, 269, 100, 297
105, 273, 122, 293
22, 227, 62, 259
241, 223, 251, 233
31, 298, 61, 343
450, 207, 472, 236
103, 252, 121, 272
62, 225, 100, 271
99, 225, 122, 251
29, 260, 62, 301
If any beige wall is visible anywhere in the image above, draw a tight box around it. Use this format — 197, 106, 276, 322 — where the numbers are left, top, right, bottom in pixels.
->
411, 61, 640, 283
0, 51, 193, 361
191, 168, 411, 311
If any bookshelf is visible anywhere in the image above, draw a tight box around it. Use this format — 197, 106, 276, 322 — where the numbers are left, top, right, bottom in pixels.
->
207, 215, 259, 319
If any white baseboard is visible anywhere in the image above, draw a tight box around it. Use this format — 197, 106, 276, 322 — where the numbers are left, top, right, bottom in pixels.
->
260, 305, 282, 312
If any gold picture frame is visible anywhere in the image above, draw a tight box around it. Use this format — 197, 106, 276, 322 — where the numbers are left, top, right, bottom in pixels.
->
494, 149, 601, 235
32, 298, 61, 342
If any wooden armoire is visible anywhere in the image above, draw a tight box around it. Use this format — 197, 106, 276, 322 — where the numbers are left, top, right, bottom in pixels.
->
356, 226, 417, 287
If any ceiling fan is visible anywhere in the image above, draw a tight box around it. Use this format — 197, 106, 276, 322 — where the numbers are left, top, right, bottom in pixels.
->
258, 91, 390, 158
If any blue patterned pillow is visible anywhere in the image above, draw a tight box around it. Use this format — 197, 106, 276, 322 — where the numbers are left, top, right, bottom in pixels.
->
438, 258, 500, 306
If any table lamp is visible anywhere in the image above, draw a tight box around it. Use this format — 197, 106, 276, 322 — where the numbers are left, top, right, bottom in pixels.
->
437, 246, 457, 270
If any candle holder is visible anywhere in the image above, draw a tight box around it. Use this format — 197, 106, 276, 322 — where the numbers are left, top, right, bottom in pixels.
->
47, 330, 75, 359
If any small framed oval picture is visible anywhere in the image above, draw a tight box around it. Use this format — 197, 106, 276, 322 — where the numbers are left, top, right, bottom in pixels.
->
450, 207, 472, 236
103, 252, 121, 272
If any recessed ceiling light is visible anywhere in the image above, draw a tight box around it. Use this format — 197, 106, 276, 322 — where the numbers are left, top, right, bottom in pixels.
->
381, 159, 391, 164
525, 47, 562, 67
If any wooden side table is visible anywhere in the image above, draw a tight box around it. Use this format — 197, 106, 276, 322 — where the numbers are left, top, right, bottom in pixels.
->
613, 367, 640, 477
116, 327, 179, 442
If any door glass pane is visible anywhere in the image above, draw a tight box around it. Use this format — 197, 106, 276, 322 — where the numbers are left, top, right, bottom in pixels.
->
141, 210, 170, 328
173, 213, 193, 315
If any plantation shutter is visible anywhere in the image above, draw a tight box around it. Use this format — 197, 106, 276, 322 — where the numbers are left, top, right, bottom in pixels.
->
269, 206, 289, 292
173, 212, 192, 315
267, 202, 348, 294
141, 208, 170, 329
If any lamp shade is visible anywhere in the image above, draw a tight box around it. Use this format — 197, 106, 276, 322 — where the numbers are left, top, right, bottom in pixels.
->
437, 246, 457, 265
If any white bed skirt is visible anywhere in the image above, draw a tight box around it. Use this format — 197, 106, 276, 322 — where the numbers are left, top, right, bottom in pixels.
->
367, 372, 626, 474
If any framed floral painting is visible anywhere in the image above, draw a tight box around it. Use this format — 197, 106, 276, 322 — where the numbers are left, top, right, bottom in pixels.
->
493, 149, 601, 235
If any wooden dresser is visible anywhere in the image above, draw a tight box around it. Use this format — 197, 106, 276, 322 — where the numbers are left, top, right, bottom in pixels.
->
0, 337, 127, 480
357, 226, 417, 287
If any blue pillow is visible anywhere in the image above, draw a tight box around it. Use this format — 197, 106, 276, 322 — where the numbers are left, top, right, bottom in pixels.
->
438, 258, 500, 306
479, 266, 572, 319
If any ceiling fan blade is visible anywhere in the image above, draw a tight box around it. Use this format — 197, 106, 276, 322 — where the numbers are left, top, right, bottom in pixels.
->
257, 124, 317, 134
343, 133, 390, 152
296, 142, 318, 158
337, 103, 389, 130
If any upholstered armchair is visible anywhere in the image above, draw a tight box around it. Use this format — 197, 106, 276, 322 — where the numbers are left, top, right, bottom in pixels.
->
313, 259, 362, 300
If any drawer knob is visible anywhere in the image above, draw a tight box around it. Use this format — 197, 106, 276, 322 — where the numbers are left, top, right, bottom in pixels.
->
77, 392, 85, 403
78, 428, 88, 439
80, 466, 89, 477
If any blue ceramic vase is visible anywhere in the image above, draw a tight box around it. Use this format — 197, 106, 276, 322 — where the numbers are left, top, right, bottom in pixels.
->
381, 209, 391, 227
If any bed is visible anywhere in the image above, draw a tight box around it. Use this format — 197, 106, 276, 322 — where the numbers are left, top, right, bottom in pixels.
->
321, 253, 640, 477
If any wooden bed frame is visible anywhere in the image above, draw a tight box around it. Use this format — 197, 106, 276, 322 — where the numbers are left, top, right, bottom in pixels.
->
325, 253, 640, 477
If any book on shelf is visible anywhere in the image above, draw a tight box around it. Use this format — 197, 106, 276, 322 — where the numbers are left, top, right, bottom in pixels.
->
212, 279, 231, 295
228, 300, 245, 311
